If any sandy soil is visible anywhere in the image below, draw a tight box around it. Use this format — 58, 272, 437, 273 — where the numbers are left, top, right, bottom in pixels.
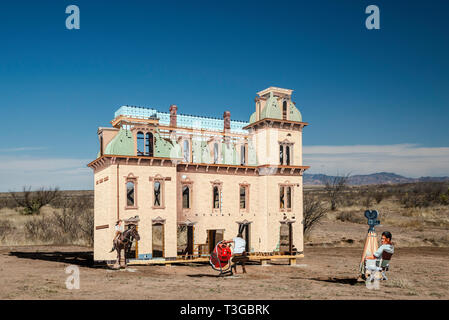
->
1, 244, 448, 300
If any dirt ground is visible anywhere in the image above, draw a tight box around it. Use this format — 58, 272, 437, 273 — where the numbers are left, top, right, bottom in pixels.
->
1, 244, 448, 300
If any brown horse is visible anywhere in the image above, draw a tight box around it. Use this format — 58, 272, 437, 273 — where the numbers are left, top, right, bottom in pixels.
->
110, 225, 140, 269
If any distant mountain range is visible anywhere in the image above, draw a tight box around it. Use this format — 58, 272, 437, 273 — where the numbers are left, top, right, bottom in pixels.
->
303, 172, 449, 186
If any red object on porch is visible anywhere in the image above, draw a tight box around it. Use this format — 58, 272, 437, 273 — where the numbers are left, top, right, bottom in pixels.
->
210, 243, 232, 268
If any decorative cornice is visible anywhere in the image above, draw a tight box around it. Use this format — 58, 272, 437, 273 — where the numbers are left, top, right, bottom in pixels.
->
243, 118, 308, 131
88, 155, 310, 176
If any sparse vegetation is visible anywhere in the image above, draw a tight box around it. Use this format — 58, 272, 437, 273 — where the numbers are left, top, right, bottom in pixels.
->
0, 220, 16, 241
10, 187, 60, 215
25, 197, 93, 246
321, 174, 350, 211
336, 211, 365, 224
303, 196, 327, 236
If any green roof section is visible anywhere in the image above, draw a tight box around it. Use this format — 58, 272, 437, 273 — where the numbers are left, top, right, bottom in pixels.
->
247, 139, 258, 165
104, 128, 134, 156
289, 102, 302, 122
260, 92, 282, 120
221, 142, 238, 165
249, 111, 256, 124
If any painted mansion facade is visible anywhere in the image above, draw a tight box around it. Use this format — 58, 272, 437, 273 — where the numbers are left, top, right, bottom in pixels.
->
88, 87, 309, 262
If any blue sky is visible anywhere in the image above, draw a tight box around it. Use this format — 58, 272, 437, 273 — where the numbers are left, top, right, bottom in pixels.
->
0, 0, 448, 190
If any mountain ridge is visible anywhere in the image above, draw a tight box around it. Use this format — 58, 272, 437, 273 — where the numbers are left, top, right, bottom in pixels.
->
304, 172, 449, 185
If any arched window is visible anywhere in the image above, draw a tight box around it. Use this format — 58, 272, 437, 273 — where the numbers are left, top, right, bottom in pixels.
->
154, 181, 161, 206
214, 143, 219, 164
137, 132, 144, 155
240, 186, 246, 209
282, 101, 287, 120
213, 186, 220, 208
182, 186, 190, 209
126, 181, 135, 206
240, 145, 246, 165
279, 186, 285, 209
279, 145, 284, 165
286, 145, 290, 165
183, 140, 190, 162
286, 186, 291, 209
145, 132, 153, 156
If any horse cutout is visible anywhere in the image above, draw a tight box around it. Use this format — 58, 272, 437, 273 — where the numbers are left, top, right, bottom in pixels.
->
110, 223, 140, 269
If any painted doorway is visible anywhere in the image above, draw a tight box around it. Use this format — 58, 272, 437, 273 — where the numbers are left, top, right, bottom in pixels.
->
177, 225, 194, 256
152, 223, 164, 258
125, 225, 138, 259
238, 223, 251, 252
207, 229, 224, 253
279, 223, 292, 254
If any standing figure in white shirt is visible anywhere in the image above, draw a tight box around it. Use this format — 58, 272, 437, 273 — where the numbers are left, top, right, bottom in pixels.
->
223, 232, 248, 274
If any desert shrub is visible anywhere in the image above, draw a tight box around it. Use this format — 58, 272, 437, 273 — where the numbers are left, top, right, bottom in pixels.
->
440, 193, 449, 205
0, 195, 19, 209
303, 196, 327, 236
10, 187, 60, 215
336, 211, 365, 224
373, 191, 385, 204
25, 197, 93, 246
397, 182, 449, 208
0, 220, 16, 241
362, 194, 373, 208
321, 174, 350, 211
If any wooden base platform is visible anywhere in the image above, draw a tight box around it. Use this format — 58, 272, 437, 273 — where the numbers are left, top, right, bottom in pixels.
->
125, 254, 304, 266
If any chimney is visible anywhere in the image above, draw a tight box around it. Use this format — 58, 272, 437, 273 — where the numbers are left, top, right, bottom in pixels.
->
223, 111, 231, 132
169, 105, 178, 127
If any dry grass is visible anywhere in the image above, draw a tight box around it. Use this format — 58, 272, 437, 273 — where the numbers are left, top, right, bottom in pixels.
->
0, 193, 93, 246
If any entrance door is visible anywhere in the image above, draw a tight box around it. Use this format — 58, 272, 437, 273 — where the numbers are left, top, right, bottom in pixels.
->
279, 223, 292, 254
238, 223, 251, 252
152, 223, 164, 258
207, 229, 224, 253
177, 225, 194, 256
125, 225, 138, 259
187, 225, 194, 255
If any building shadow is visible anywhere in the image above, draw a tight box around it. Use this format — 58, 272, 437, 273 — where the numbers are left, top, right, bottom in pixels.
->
187, 274, 221, 278
290, 276, 363, 286
9, 250, 108, 269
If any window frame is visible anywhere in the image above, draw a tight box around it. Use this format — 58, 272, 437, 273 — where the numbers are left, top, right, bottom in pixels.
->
210, 181, 223, 211
125, 173, 138, 210
239, 183, 250, 213
279, 183, 294, 212
149, 176, 166, 209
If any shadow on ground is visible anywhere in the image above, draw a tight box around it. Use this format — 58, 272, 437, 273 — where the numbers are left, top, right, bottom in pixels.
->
8, 251, 108, 269
290, 276, 363, 286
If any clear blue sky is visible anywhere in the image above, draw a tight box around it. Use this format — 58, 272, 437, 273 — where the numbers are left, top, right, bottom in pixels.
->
1, 0, 448, 190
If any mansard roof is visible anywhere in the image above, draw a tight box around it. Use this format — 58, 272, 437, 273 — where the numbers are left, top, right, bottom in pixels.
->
114, 105, 249, 134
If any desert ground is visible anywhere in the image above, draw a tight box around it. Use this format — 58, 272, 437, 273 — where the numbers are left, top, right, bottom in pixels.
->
0, 244, 448, 300
1, 183, 448, 299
